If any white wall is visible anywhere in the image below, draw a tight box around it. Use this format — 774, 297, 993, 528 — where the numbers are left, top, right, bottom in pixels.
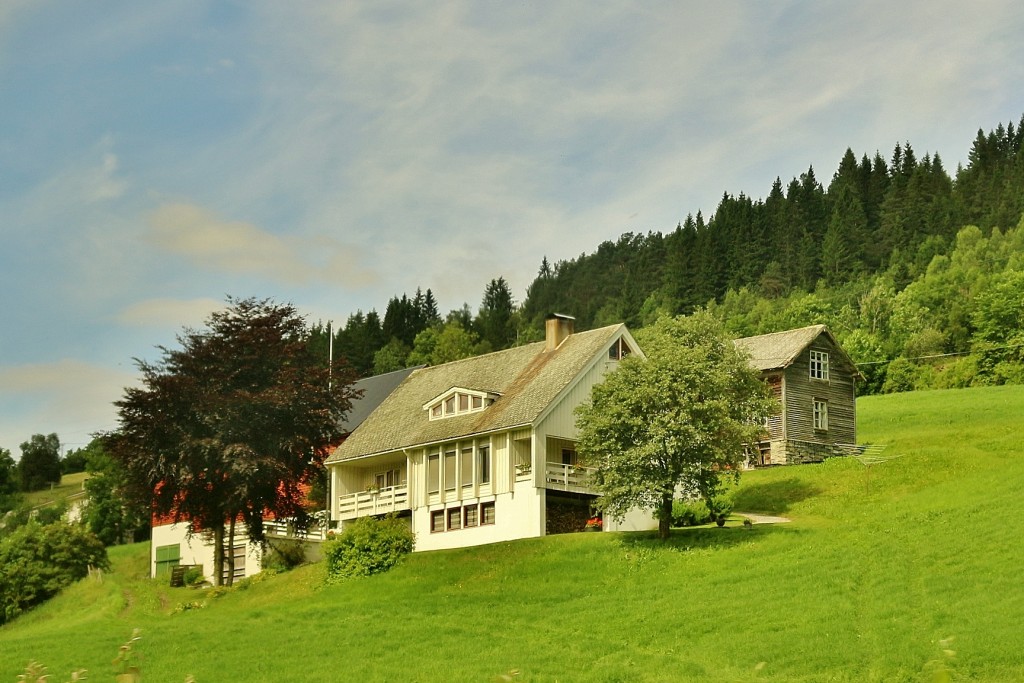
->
150, 522, 263, 583
413, 486, 544, 552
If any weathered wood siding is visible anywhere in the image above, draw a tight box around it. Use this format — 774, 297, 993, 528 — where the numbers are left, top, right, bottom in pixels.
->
782, 336, 857, 449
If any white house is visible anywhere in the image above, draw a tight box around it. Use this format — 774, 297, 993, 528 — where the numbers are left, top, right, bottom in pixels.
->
324, 314, 658, 552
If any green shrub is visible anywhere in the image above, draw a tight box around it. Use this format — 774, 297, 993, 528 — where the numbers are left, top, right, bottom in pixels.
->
323, 515, 414, 582
709, 494, 733, 522
182, 566, 205, 587
0, 521, 108, 624
263, 539, 307, 572
672, 499, 711, 527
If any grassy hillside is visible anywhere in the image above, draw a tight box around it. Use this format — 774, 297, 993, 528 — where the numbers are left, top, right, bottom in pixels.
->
2, 386, 1022, 682
23, 471, 88, 509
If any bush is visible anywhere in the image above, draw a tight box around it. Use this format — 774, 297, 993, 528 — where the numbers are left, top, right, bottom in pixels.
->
263, 539, 308, 572
323, 515, 414, 582
672, 499, 711, 527
0, 521, 109, 624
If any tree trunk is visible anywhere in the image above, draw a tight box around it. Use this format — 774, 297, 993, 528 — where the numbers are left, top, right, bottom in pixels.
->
658, 492, 673, 540
226, 517, 236, 587
212, 525, 224, 587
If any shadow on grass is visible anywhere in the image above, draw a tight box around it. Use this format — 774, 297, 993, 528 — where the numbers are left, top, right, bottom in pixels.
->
731, 477, 822, 515
616, 522, 801, 554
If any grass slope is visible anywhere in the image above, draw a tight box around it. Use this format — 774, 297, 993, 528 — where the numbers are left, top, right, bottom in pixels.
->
2, 386, 1022, 682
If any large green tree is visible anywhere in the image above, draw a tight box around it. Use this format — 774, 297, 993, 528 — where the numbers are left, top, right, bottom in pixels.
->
18, 433, 62, 492
576, 312, 775, 539
106, 298, 358, 585
80, 439, 150, 546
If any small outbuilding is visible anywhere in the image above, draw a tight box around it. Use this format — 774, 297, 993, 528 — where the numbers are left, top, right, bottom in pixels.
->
735, 325, 861, 465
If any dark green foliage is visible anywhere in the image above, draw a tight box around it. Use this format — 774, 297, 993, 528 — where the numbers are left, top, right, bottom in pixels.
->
18, 433, 62, 492
107, 297, 358, 586
59, 447, 88, 475
671, 499, 711, 527
0, 522, 108, 624
323, 515, 415, 581
263, 539, 308, 572
81, 439, 150, 546
0, 448, 19, 509
477, 277, 516, 350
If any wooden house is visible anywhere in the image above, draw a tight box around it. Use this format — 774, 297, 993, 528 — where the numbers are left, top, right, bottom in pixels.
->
735, 325, 861, 465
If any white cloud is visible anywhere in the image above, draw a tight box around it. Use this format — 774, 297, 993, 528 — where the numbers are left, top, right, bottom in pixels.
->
0, 360, 138, 453
114, 297, 226, 329
145, 202, 379, 287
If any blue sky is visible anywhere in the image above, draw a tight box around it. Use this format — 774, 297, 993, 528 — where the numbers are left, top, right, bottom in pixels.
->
2, 1, 1024, 455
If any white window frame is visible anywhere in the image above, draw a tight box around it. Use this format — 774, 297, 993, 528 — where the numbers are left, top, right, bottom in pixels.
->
813, 398, 829, 431
424, 388, 495, 420
809, 350, 830, 381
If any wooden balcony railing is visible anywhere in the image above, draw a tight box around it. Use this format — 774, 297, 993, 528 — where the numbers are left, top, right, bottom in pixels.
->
544, 462, 597, 493
337, 485, 410, 521
263, 518, 328, 541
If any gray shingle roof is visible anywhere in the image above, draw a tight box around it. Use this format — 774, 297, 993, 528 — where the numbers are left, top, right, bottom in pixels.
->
734, 324, 859, 377
340, 365, 424, 434
733, 325, 828, 371
326, 324, 624, 463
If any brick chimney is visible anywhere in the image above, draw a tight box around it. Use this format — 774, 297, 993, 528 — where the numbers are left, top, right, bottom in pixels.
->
544, 313, 575, 351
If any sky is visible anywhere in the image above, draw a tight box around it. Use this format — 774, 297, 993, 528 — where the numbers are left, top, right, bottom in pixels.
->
2, 1, 1024, 456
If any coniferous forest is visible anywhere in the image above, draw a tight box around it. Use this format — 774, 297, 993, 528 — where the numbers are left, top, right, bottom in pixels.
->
311, 116, 1024, 395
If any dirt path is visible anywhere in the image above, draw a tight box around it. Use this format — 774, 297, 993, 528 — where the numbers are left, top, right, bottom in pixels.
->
737, 512, 791, 525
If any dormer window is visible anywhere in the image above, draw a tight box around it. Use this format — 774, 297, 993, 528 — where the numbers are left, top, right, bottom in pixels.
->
608, 337, 633, 361
424, 388, 495, 420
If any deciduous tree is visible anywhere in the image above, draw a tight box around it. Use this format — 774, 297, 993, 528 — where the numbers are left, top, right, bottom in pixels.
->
18, 434, 62, 492
576, 312, 774, 539
106, 298, 358, 585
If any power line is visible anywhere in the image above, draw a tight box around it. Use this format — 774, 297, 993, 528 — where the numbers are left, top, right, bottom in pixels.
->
854, 341, 1024, 367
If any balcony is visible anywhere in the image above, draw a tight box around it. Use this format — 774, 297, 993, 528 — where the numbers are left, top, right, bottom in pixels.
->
544, 462, 597, 494
264, 517, 328, 541
337, 485, 410, 521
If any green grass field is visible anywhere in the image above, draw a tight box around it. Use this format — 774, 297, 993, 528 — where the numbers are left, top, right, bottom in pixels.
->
2, 386, 1022, 682
22, 471, 88, 509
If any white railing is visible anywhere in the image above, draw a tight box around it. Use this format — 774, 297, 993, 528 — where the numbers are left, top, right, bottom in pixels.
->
544, 462, 597, 493
337, 485, 410, 521
264, 519, 328, 541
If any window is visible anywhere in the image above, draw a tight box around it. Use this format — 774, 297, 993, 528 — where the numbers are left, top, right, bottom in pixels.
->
481, 502, 496, 525
444, 449, 457, 491
813, 398, 829, 431
427, 453, 440, 495
374, 468, 400, 490
154, 543, 181, 577
561, 448, 577, 466
461, 447, 474, 488
464, 505, 479, 527
222, 544, 246, 583
447, 507, 462, 530
430, 510, 445, 533
608, 337, 633, 361
478, 444, 491, 485
809, 350, 829, 380
426, 389, 493, 420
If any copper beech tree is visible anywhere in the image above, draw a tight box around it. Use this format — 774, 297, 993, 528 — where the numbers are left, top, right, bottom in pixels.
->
576, 312, 775, 540
106, 298, 358, 584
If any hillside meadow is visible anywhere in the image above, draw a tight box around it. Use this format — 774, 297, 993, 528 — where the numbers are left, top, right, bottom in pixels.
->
1, 385, 1022, 682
